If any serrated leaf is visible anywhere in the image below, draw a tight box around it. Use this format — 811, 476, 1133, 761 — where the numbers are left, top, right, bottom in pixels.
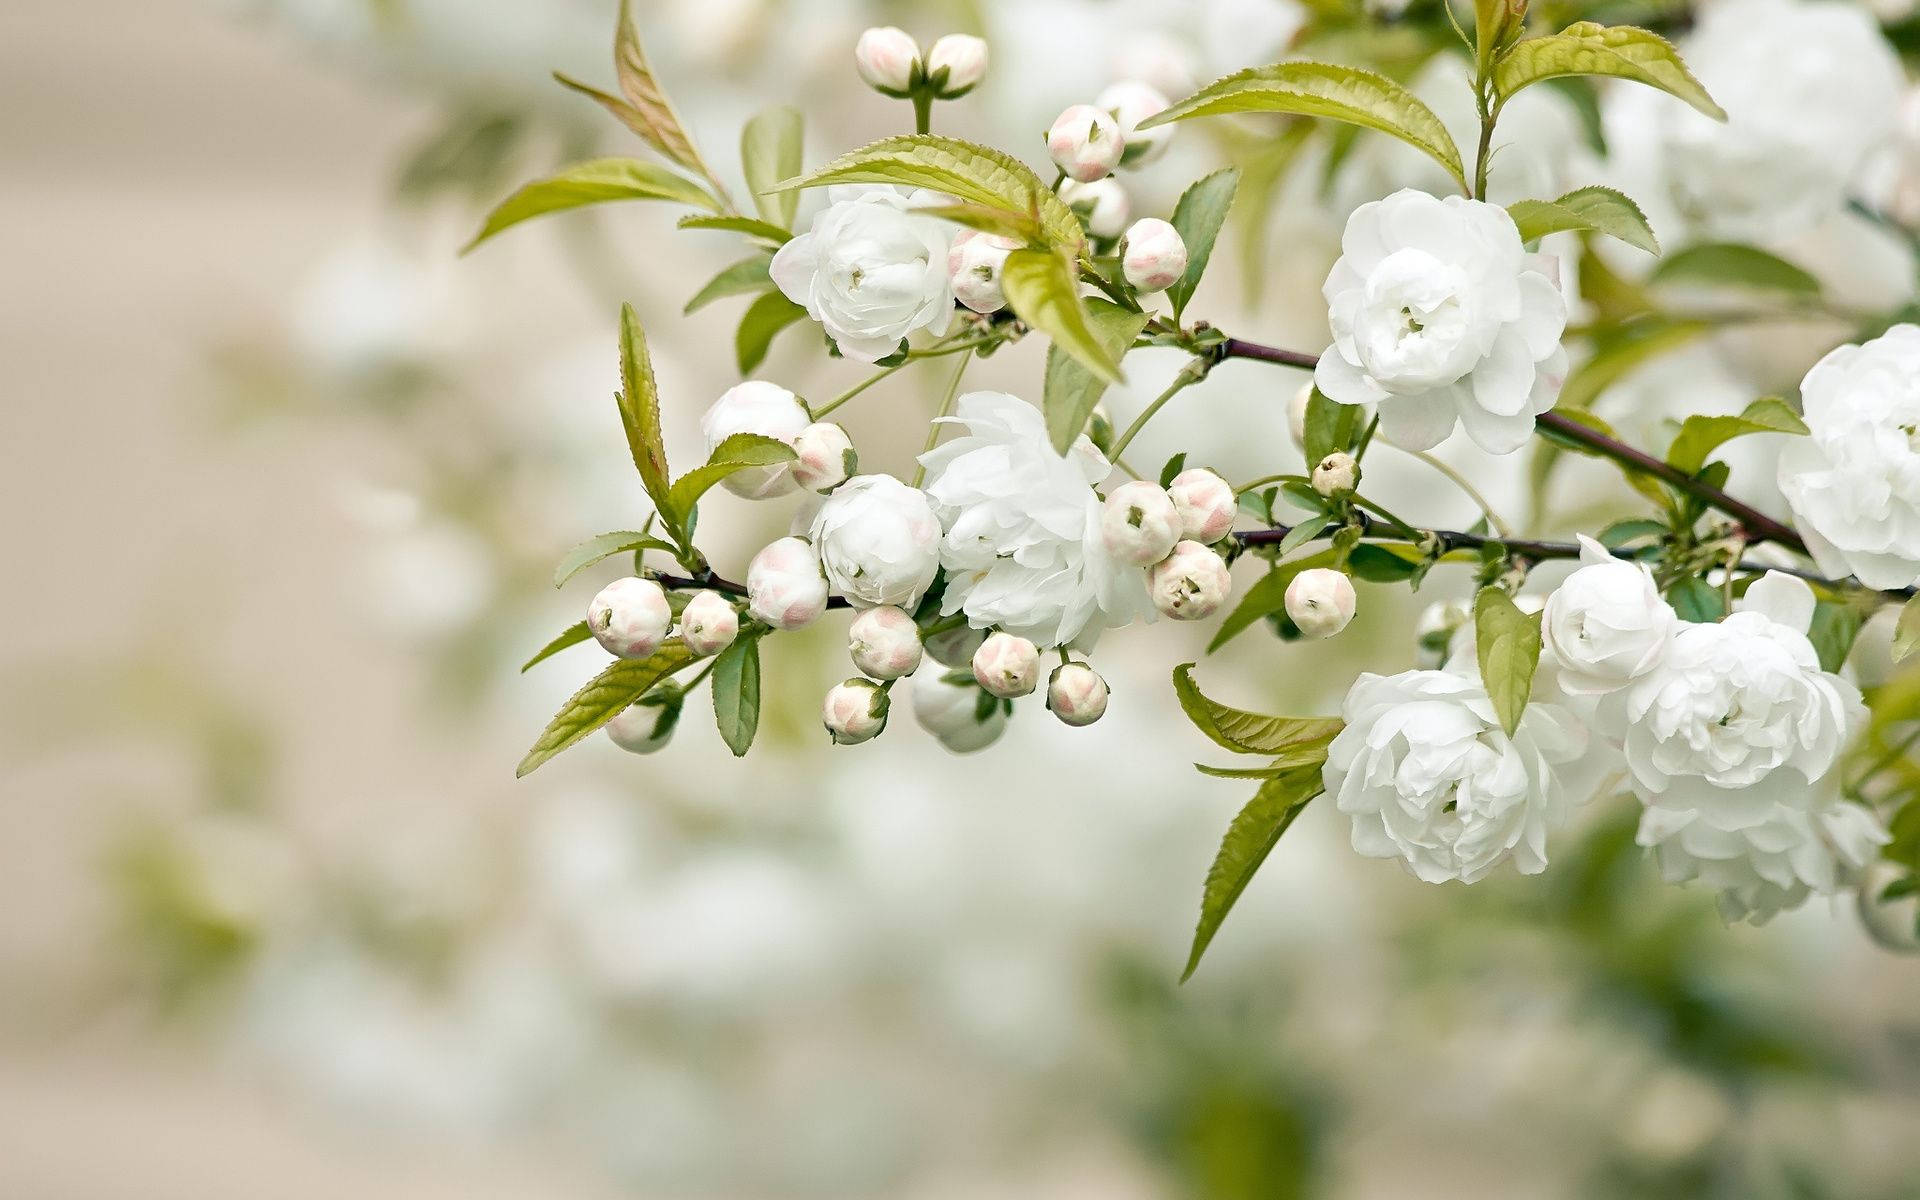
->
616, 304, 674, 520
1182, 765, 1325, 982
1474, 588, 1541, 737
1043, 297, 1150, 453
1651, 243, 1821, 296
517, 642, 694, 776
521, 621, 592, 673
1172, 663, 1343, 754
1002, 248, 1123, 386
612, 0, 708, 175
1665, 397, 1807, 476
465, 158, 716, 251
770, 135, 1082, 249
735, 290, 807, 375
1166, 167, 1240, 320
1207, 549, 1343, 652
1303, 390, 1363, 467
1495, 22, 1725, 121
914, 202, 1043, 242
554, 531, 682, 588
710, 635, 761, 756
1508, 185, 1658, 254
684, 255, 772, 314
1895, 596, 1920, 663
665, 433, 796, 520
677, 214, 791, 243
1141, 61, 1466, 189
741, 105, 803, 228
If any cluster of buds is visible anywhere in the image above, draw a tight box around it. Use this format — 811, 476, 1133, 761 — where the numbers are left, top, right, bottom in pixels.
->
854, 27, 989, 100
1046, 79, 1177, 182
588, 578, 751, 755
1097, 468, 1238, 621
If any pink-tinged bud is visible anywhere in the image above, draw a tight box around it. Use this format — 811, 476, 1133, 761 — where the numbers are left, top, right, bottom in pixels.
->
947, 231, 1018, 313
746, 537, 828, 631
925, 34, 988, 98
790, 422, 857, 494
972, 632, 1040, 698
605, 691, 679, 755
823, 678, 890, 745
1046, 662, 1109, 727
588, 577, 672, 659
854, 26, 920, 94
678, 590, 739, 657
1148, 540, 1230, 620
848, 605, 923, 680
1285, 568, 1356, 639
1097, 80, 1174, 166
1121, 217, 1188, 293
1312, 451, 1359, 497
1056, 177, 1130, 239
1047, 104, 1124, 182
1167, 467, 1236, 544
1100, 480, 1183, 566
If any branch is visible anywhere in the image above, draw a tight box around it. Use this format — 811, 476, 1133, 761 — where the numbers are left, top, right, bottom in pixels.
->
652, 570, 854, 610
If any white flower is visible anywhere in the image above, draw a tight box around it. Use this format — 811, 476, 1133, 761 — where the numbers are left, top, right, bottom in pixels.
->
1097, 80, 1174, 166
848, 606, 922, 680
1147, 540, 1230, 621
1326, 669, 1593, 883
770, 186, 953, 363
1047, 103, 1124, 182
1285, 568, 1356, 639
1099, 480, 1182, 567
854, 26, 919, 94
1166, 467, 1236, 544
588, 577, 671, 659
823, 678, 889, 745
1777, 324, 1920, 590
1121, 218, 1187, 293
746, 537, 828, 631
947, 230, 1017, 314
1057, 177, 1131, 239
605, 691, 678, 755
790, 422, 856, 494
677, 590, 739, 657
925, 33, 987, 98
1047, 662, 1109, 727
920, 391, 1152, 647
1541, 536, 1678, 696
1315, 189, 1568, 454
809, 475, 942, 609
700, 381, 812, 499
911, 667, 1007, 753
1622, 572, 1886, 922
972, 632, 1040, 698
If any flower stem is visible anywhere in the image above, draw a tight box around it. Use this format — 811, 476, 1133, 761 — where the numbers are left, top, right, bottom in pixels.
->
1397, 445, 1513, 539
1109, 360, 1207, 461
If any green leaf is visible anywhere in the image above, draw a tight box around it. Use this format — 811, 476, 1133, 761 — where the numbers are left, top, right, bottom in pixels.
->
684, 255, 772, 314
465, 158, 716, 251
1172, 663, 1344, 755
1895, 596, 1920, 663
915, 203, 1043, 243
735, 290, 807, 375
1665, 397, 1808, 476
617, 304, 674, 518
611, 0, 709, 174
1494, 22, 1726, 121
677, 214, 791, 243
1042, 297, 1150, 454
1558, 319, 1711, 412
1348, 543, 1421, 583
1141, 61, 1467, 190
517, 642, 694, 776
710, 635, 761, 756
665, 433, 796, 521
554, 530, 681, 588
1276, 517, 1331, 558
771, 135, 1082, 249
1181, 766, 1325, 982
1507, 185, 1659, 254
521, 621, 592, 673
1651, 243, 1821, 296
1002, 248, 1123, 386
1596, 518, 1668, 549
1207, 550, 1342, 652
1166, 167, 1240, 321
1474, 588, 1542, 737
1302, 389, 1363, 467
1809, 602, 1863, 674
1667, 576, 1724, 623
741, 105, 803, 228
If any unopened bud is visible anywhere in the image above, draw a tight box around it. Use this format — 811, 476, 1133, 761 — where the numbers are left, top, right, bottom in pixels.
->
790, 422, 857, 493
1047, 104, 1124, 182
678, 589, 739, 657
911, 668, 1007, 753
1121, 218, 1188, 293
1148, 540, 1231, 620
746, 536, 828, 631
924, 623, 987, 668
854, 26, 920, 95
1166, 467, 1236, 544
1057, 177, 1131, 239
848, 605, 923, 680
1312, 451, 1359, 497
605, 689, 679, 755
1097, 80, 1175, 166
823, 678, 890, 745
1287, 383, 1313, 449
588, 577, 672, 659
1046, 662, 1109, 727
1414, 599, 1470, 668
1285, 568, 1357, 639
972, 632, 1040, 698
925, 34, 988, 98
947, 230, 1018, 314
1100, 480, 1183, 566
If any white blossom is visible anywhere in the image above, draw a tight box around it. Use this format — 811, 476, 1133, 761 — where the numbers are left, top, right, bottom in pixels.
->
1166, 467, 1236, 544
848, 606, 922, 681
1047, 662, 1109, 727
700, 381, 812, 499
1147, 540, 1230, 621
808, 475, 942, 609
790, 422, 856, 494
1777, 324, 1920, 590
1284, 568, 1356, 639
1315, 189, 1568, 455
1099, 480, 1183, 567
823, 679, 889, 745
770, 186, 953, 363
911, 667, 1008, 753
1540, 536, 1678, 695
973, 632, 1040, 699
1057, 177, 1130, 239
1120, 218, 1187, 293
588, 577, 671, 659
745, 536, 828, 631
1047, 103, 1124, 182
677, 590, 739, 658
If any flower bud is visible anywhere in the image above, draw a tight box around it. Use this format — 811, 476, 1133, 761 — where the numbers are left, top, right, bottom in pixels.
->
1414, 600, 1470, 668
925, 33, 988, 98
848, 605, 923, 680
700, 381, 812, 499
1285, 568, 1356, 639
1097, 80, 1175, 166
1167, 467, 1236, 544
1099, 480, 1182, 566
588, 576, 672, 659
823, 678, 890, 745
1288, 382, 1313, 449
1312, 451, 1359, 497
605, 689, 679, 755
1046, 662, 1109, 727
746, 536, 828, 631
1149, 540, 1231, 620
972, 631, 1040, 698
1057, 177, 1131, 239
924, 623, 987, 668
809, 475, 942, 609
790, 422, 857, 494
678, 589, 739, 657
1120, 218, 1188, 294
854, 26, 920, 95
947, 230, 1018, 314
1047, 104, 1124, 182
911, 668, 1007, 753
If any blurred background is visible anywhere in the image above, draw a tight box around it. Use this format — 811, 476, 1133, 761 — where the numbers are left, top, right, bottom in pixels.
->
4, 1, 1919, 1196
